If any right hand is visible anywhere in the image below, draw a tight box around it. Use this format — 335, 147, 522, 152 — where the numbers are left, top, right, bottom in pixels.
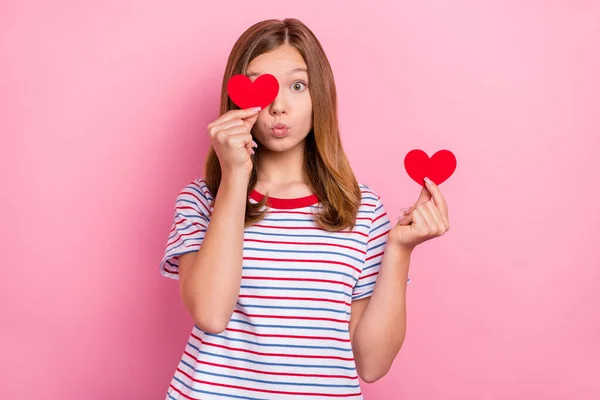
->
207, 107, 261, 176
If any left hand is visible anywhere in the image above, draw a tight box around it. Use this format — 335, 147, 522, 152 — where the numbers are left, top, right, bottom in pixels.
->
389, 177, 450, 252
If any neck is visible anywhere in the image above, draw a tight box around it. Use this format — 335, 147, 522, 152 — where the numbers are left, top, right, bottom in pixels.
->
256, 139, 306, 184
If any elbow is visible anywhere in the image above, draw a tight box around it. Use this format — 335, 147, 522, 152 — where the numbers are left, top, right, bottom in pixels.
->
181, 292, 230, 334
188, 302, 231, 334
189, 302, 231, 334
192, 314, 228, 334
358, 357, 396, 384
359, 367, 388, 384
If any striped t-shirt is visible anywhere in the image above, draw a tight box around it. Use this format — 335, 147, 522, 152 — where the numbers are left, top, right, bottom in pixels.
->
160, 178, 410, 399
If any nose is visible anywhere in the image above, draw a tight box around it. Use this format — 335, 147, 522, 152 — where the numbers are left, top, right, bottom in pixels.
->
269, 90, 288, 116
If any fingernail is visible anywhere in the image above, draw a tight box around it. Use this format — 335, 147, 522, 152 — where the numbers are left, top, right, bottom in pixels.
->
424, 177, 433, 185
252, 140, 258, 148
400, 207, 411, 213
252, 107, 262, 112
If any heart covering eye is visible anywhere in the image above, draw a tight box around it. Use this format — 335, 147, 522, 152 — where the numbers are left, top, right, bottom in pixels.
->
227, 73, 279, 109
404, 149, 457, 186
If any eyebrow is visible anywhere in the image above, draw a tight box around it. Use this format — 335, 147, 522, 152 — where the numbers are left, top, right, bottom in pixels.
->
246, 67, 308, 78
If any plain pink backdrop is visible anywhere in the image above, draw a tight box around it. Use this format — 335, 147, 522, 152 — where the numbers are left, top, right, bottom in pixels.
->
1, 1, 599, 399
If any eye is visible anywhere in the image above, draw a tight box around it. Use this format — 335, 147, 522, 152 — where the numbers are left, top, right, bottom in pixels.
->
291, 81, 308, 92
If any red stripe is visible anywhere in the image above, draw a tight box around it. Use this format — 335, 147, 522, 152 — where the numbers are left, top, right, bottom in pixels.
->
180, 188, 211, 217
173, 368, 362, 397
372, 211, 387, 224
244, 257, 361, 274
225, 327, 351, 342
163, 265, 179, 275
166, 227, 205, 248
182, 350, 357, 379
242, 276, 353, 289
357, 271, 378, 281
233, 309, 348, 324
238, 294, 351, 307
253, 224, 368, 237
367, 228, 390, 245
266, 209, 372, 222
169, 216, 205, 235
244, 238, 366, 255
365, 251, 383, 262
191, 334, 354, 361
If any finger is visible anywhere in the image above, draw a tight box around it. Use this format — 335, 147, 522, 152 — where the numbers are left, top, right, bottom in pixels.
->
415, 203, 436, 230
208, 107, 261, 130
208, 119, 245, 137
414, 186, 432, 206
424, 199, 448, 231
424, 177, 449, 225
411, 207, 428, 234
225, 132, 254, 150
215, 125, 251, 142
243, 112, 260, 131
397, 211, 413, 226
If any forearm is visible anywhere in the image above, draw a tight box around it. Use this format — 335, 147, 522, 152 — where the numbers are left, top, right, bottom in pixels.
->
353, 244, 411, 381
182, 170, 249, 331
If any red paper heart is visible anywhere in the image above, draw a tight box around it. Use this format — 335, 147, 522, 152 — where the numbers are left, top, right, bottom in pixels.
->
227, 73, 279, 110
404, 149, 457, 186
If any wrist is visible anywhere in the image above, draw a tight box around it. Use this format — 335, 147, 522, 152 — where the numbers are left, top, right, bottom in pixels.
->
389, 227, 416, 255
221, 168, 251, 185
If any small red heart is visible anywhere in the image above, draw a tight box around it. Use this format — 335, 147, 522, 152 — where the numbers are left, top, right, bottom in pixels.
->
227, 73, 279, 110
404, 149, 457, 186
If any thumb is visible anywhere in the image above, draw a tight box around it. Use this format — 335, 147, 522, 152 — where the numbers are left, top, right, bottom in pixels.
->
243, 113, 259, 130
414, 186, 431, 205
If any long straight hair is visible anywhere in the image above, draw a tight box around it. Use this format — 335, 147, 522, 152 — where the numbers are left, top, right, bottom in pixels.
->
204, 18, 362, 232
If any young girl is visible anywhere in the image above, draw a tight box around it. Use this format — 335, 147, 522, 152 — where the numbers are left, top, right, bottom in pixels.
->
160, 18, 450, 400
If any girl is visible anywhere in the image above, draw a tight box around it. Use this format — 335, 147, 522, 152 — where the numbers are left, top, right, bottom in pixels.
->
160, 18, 450, 400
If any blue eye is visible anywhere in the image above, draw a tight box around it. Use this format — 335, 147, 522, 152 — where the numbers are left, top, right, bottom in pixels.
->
291, 81, 308, 92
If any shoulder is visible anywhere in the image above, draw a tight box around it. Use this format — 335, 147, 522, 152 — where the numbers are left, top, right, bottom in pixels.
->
358, 182, 383, 205
357, 182, 389, 222
175, 177, 215, 215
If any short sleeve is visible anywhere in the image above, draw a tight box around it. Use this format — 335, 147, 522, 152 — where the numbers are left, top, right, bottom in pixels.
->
352, 193, 411, 301
159, 179, 213, 280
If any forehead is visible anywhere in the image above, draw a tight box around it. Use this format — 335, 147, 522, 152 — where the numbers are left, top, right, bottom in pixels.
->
246, 45, 307, 76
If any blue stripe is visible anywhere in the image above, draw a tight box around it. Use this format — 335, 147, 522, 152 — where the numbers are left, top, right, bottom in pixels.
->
226, 319, 349, 334
237, 301, 350, 316
184, 182, 211, 203
242, 266, 355, 281
352, 290, 373, 300
243, 230, 366, 246
354, 281, 376, 290
169, 219, 206, 240
161, 248, 200, 267
172, 376, 267, 400
263, 217, 369, 230
366, 240, 386, 255
243, 246, 363, 264
205, 331, 352, 352
185, 344, 356, 370
180, 359, 360, 389
369, 219, 390, 235
362, 261, 382, 273
241, 285, 350, 297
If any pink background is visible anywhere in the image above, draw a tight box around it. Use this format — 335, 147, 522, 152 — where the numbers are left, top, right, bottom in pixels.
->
1, 1, 599, 399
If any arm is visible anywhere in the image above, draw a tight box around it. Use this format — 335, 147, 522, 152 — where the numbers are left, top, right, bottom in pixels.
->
349, 244, 411, 383
178, 171, 250, 334
350, 177, 451, 382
